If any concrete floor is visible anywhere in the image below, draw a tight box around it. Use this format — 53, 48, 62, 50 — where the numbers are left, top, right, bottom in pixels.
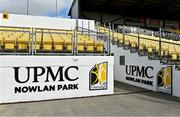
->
0, 82, 180, 116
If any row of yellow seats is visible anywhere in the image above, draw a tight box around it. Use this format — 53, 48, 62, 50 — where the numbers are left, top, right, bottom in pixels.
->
124, 34, 180, 61
99, 26, 109, 33
77, 35, 104, 53
35, 33, 72, 52
112, 32, 123, 43
164, 40, 180, 60
98, 26, 180, 60
138, 35, 180, 60
98, 27, 122, 42
111, 32, 135, 45
36, 29, 74, 35
0, 32, 29, 51
0, 27, 31, 32
103, 28, 180, 61
0, 31, 104, 53
98, 26, 113, 37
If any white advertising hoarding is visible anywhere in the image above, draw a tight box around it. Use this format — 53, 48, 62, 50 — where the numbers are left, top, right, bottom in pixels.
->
0, 56, 114, 103
112, 46, 173, 94
0, 13, 96, 31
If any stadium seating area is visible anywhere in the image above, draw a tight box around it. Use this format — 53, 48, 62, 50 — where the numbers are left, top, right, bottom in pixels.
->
0, 27, 105, 54
77, 34, 104, 53
1, 25, 179, 64
98, 25, 180, 64
0, 29, 30, 52
35, 32, 73, 52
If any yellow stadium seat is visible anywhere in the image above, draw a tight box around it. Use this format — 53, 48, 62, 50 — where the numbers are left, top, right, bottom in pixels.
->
43, 33, 53, 51
117, 34, 123, 44
144, 40, 152, 53
139, 40, 146, 51
174, 41, 180, 61
64, 35, 72, 52
99, 26, 108, 33
86, 38, 94, 52
129, 35, 138, 48
0, 35, 4, 50
124, 35, 130, 46
4, 36, 16, 50
161, 39, 169, 57
17, 33, 29, 51
113, 32, 123, 44
78, 39, 85, 52
53, 34, 64, 52
169, 41, 178, 61
35, 33, 42, 51
77, 35, 85, 52
171, 52, 178, 60
153, 37, 160, 54
131, 41, 137, 48
113, 32, 118, 42
96, 40, 104, 53
110, 31, 113, 39
176, 42, 180, 60
139, 37, 146, 47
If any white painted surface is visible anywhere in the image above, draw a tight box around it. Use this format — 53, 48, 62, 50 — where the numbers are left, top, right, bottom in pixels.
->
173, 68, 180, 97
0, 14, 76, 30
112, 46, 157, 91
112, 45, 180, 96
0, 13, 96, 31
0, 56, 114, 103
71, 0, 79, 19
78, 19, 96, 31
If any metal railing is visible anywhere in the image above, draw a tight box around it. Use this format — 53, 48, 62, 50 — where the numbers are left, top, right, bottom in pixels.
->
0, 27, 31, 55
96, 23, 180, 66
0, 26, 112, 56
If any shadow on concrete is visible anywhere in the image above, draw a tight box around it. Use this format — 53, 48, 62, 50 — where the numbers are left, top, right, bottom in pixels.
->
114, 81, 180, 103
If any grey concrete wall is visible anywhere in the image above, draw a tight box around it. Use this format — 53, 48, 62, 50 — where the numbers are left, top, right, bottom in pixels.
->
71, 0, 79, 19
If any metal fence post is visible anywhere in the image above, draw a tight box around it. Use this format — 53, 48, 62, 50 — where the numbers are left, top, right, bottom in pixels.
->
123, 25, 125, 47
159, 28, 162, 61
108, 23, 111, 55
138, 26, 140, 55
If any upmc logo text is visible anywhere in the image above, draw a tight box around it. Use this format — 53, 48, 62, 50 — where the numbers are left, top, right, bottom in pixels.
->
13, 66, 79, 84
126, 65, 153, 79
13, 66, 79, 94
125, 65, 154, 86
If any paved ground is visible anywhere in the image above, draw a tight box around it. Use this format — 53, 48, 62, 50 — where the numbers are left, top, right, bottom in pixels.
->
0, 81, 180, 116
